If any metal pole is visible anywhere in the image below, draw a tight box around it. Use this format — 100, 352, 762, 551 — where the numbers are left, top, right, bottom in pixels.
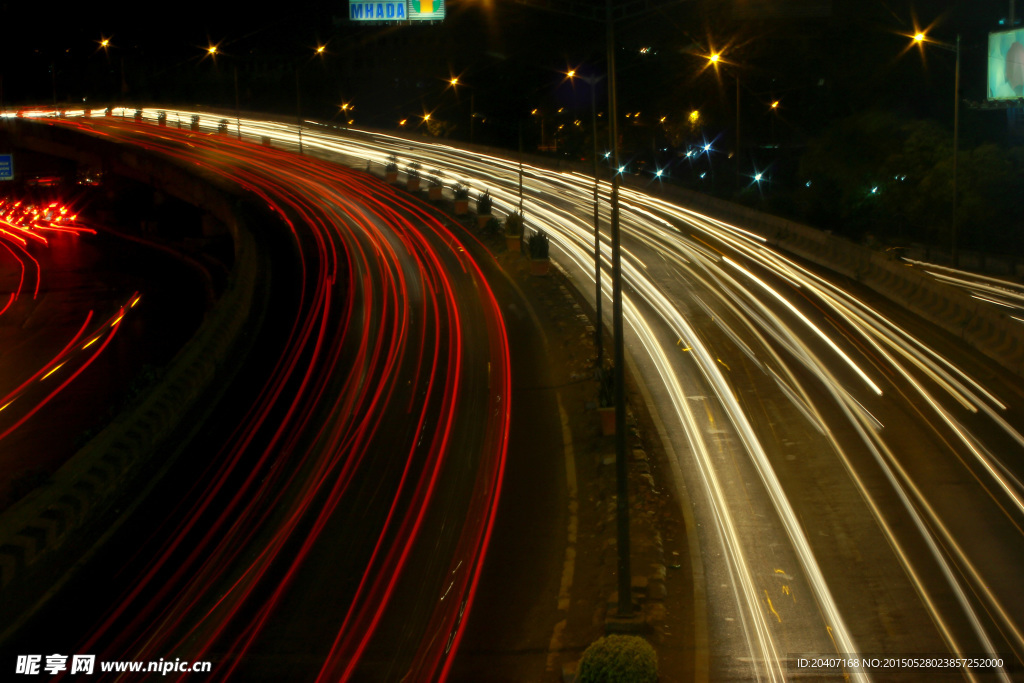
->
607, 0, 632, 621
234, 65, 241, 140
591, 79, 603, 367
952, 34, 961, 267
735, 74, 741, 191
518, 121, 524, 213
296, 68, 303, 154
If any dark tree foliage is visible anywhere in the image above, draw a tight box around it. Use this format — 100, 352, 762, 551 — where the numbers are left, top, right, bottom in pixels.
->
797, 111, 1024, 255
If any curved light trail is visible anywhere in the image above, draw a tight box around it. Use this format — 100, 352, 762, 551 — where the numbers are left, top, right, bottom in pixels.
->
18, 106, 1024, 681
18, 114, 511, 681
133, 106, 1022, 681
0, 198, 136, 447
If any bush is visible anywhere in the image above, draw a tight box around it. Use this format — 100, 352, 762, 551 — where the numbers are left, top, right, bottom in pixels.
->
528, 230, 549, 259
428, 169, 443, 186
578, 634, 658, 683
453, 183, 470, 200
405, 161, 421, 178
385, 154, 399, 173
477, 190, 493, 214
504, 210, 524, 236
485, 216, 502, 234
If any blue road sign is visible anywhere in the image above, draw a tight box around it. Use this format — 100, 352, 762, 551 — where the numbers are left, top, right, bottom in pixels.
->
0, 155, 12, 181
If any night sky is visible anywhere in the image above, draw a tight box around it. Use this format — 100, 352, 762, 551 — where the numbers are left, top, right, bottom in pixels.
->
0, 1, 1017, 149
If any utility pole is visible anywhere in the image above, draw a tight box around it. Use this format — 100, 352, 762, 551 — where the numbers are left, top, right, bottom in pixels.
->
234, 65, 241, 140
296, 68, 303, 154
735, 75, 741, 191
590, 77, 604, 367
607, 0, 632, 621
518, 121, 524, 213
952, 34, 961, 267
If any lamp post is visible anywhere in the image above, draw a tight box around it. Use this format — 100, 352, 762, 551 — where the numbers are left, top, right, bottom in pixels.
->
203, 43, 241, 139
605, 0, 633, 621
295, 44, 330, 154
448, 76, 475, 144
913, 31, 962, 267
567, 69, 606, 367
707, 50, 742, 191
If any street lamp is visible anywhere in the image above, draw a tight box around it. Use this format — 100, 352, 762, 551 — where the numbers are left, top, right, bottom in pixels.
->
203, 43, 243, 140
567, 67, 606, 366
706, 48, 743, 190
338, 101, 354, 128
912, 30, 962, 266
296, 43, 333, 153
447, 74, 475, 143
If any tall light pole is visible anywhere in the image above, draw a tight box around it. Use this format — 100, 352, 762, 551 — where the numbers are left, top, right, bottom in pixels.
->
605, 0, 632, 621
448, 76, 475, 144
914, 31, 962, 267
567, 69, 605, 367
707, 51, 742, 191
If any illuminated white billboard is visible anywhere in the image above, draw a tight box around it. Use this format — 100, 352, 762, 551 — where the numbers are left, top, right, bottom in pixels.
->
988, 28, 1024, 101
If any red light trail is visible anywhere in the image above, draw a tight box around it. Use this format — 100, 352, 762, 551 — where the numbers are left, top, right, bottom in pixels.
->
0, 197, 128, 447
47, 117, 511, 681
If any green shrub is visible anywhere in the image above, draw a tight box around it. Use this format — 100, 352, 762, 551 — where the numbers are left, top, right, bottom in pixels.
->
477, 190, 493, 214
453, 183, 470, 200
428, 169, 443, 186
485, 216, 502, 234
504, 210, 524, 236
405, 161, 421, 178
385, 154, 399, 173
527, 230, 549, 259
578, 635, 658, 683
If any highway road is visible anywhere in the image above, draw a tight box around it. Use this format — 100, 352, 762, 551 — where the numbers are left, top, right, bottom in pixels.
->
97, 105, 1024, 682
12, 107, 1024, 681
4, 115, 511, 681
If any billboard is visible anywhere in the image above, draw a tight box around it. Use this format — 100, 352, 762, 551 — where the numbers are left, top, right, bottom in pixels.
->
408, 0, 445, 21
0, 155, 12, 181
350, 1, 407, 21
988, 28, 1024, 101
348, 0, 443, 22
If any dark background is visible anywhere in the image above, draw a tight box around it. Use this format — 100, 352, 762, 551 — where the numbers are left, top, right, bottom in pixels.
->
2, 0, 1022, 252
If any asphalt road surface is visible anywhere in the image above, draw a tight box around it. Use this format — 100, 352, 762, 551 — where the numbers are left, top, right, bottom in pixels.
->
3, 117, 511, 682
